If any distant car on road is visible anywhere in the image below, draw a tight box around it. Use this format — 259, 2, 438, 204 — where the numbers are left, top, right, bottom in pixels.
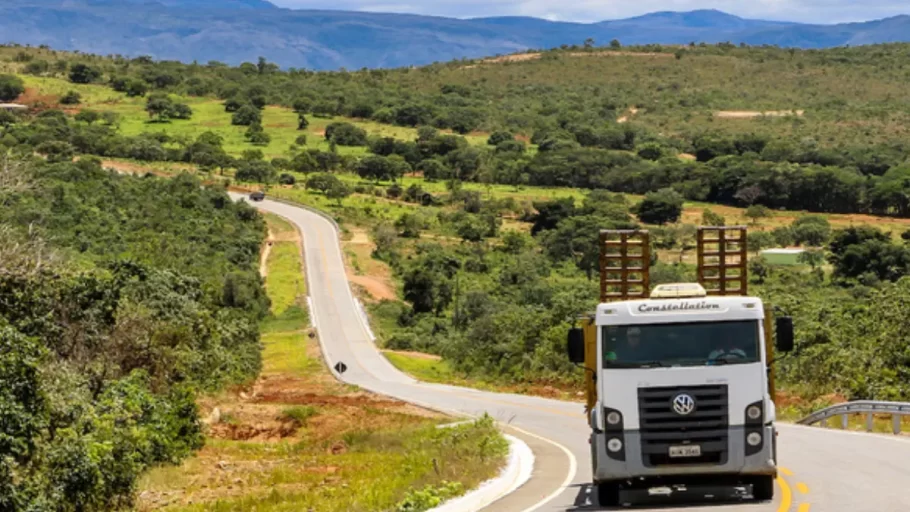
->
249, 191, 265, 201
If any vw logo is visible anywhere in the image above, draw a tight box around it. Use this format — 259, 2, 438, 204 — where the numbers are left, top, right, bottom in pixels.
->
672, 393, 696, 416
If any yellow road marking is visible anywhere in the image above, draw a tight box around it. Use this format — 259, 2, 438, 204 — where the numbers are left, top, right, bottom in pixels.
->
780, 467, 794, 477
796, 482, 809, 495
777, 473, 793, 512
798, 504, 811, 512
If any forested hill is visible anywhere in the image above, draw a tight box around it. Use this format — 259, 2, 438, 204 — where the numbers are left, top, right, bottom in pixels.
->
5, 1, 910, 69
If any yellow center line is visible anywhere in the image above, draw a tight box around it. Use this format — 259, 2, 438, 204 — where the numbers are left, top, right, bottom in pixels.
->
780, 467, 794, 477
777, 472, 793, 512
798, 505, 811, 512
796, 482, 809, 495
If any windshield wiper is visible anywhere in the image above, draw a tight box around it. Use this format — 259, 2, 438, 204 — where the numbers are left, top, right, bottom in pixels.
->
708, 354, 754, 365
605, 361, 667, 368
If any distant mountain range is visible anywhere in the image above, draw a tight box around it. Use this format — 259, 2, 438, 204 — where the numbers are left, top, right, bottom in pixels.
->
4, 1, 910, 70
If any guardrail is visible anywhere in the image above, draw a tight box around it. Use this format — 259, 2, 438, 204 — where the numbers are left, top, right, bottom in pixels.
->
797, 401, 910, 435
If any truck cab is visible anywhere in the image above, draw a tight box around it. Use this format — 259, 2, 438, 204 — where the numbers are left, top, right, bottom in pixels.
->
567, 228, 794, 507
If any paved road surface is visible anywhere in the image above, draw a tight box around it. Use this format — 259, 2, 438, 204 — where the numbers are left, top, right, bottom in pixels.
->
238, 194, 910, 511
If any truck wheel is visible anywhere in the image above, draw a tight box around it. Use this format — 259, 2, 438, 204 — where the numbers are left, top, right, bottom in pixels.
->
597, 482, 621, 508
752, 475, 774, 501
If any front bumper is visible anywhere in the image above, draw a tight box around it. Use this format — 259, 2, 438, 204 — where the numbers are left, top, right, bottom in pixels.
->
592, 425, 777, 482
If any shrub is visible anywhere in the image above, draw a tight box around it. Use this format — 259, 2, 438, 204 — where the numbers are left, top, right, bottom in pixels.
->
0, 74, 25, 102
59, 91, 82, 105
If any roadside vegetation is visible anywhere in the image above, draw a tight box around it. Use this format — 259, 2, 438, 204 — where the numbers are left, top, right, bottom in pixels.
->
135, 215, 508, 511
4, 41, 910, 444
0, 155, 266, 510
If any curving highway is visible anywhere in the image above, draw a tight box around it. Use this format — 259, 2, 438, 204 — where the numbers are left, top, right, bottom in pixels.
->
236, 194, 910, 512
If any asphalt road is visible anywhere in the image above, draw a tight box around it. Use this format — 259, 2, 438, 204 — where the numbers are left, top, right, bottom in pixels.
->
237, 194, 910, 512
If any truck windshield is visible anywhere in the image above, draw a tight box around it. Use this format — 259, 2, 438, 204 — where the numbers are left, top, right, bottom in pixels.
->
602, 320, 760, 368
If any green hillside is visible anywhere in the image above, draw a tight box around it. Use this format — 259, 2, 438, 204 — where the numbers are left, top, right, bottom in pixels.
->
4, 43, 910, 415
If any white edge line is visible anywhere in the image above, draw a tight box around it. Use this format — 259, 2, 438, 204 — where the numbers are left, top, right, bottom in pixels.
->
427, 433, 534, 512
241, 195, 577, 512
513, 424, 578, 512
306, 296, 317, 330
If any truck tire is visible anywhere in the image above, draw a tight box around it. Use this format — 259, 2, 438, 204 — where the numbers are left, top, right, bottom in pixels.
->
597, 482, 621, 508
752, 475, 774, 501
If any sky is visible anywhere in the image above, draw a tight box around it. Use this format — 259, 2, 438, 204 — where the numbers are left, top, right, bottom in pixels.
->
269, 0, 910, 24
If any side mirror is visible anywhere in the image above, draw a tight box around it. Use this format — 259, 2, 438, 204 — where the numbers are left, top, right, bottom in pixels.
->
775, 317, 794, 353
567, 327, 585, 364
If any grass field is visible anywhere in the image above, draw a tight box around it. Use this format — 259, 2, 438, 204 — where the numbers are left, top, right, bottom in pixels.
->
17, 75, 494, 160
136, 216, 507, 512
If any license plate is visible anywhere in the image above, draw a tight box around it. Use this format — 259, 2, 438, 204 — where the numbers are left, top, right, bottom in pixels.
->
669, 445, 701, 458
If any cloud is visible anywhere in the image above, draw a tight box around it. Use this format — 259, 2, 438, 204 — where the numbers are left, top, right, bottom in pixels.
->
269, 0, 910, 24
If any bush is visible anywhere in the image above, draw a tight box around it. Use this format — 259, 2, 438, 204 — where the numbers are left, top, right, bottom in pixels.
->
278, 173, 296, 185
282, 406, 317, 424
0, 74, 25, 102
325, 122, 368, 146
59, 91, 82, 105
68, 63, 102, 84
231, 104, 261, 126
487, 131, 514, 145
633, 188, 684, 225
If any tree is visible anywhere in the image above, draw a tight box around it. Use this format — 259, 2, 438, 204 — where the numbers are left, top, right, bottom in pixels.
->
791, 216, 831, 247
356, 155, 407, 182
35, 140, 75, 163
223, 97, 243, 112
124, 79, 148, 98
68, 63, 102, 84
395, 213, 425, 238
633, 188, 684, 225
278, 173, 296, 185
827, 226, 909, 281
531, 198, 576, 235
145, 94, 173, 121
24, 59, 50, 76
637, 142, 664, 161
297, 113, 309, 130
797, 249, 825, 270
326, 182, 352, 205
701, 208, 725, 226
749, 256, 770, 284
747, 231, 775, 254
487, 131, 514, 146
232, 104, 261, 126
610, 39, 622, 49
306, 173, 341, 194
235, 159, 276, 183
59, 91, 81, 105
292, 97, 312, 114
75, 110, 101, 124
290, 151, 317, 175
325, 122, 367, 146
745, 204, 771, 225
0, 74, 25, 102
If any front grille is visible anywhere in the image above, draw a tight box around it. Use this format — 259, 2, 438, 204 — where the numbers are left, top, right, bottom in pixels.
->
638, 385, 729, 467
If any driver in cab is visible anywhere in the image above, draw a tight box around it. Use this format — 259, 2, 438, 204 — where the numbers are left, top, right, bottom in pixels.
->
605, 327, 642, 362
708, 336, 747, 363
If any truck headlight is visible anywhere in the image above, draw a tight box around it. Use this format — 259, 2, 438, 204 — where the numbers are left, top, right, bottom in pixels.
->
747, 432, 762, 447
606, 411, 622, 425
747, 405, 762, 421
607, 438, 623, 453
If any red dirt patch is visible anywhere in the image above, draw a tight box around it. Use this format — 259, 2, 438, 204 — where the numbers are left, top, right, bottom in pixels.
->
348, 275, 397, 301
15, 87, 60, 110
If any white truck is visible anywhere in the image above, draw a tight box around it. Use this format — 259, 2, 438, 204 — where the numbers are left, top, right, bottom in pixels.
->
567, 227, 794, 507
